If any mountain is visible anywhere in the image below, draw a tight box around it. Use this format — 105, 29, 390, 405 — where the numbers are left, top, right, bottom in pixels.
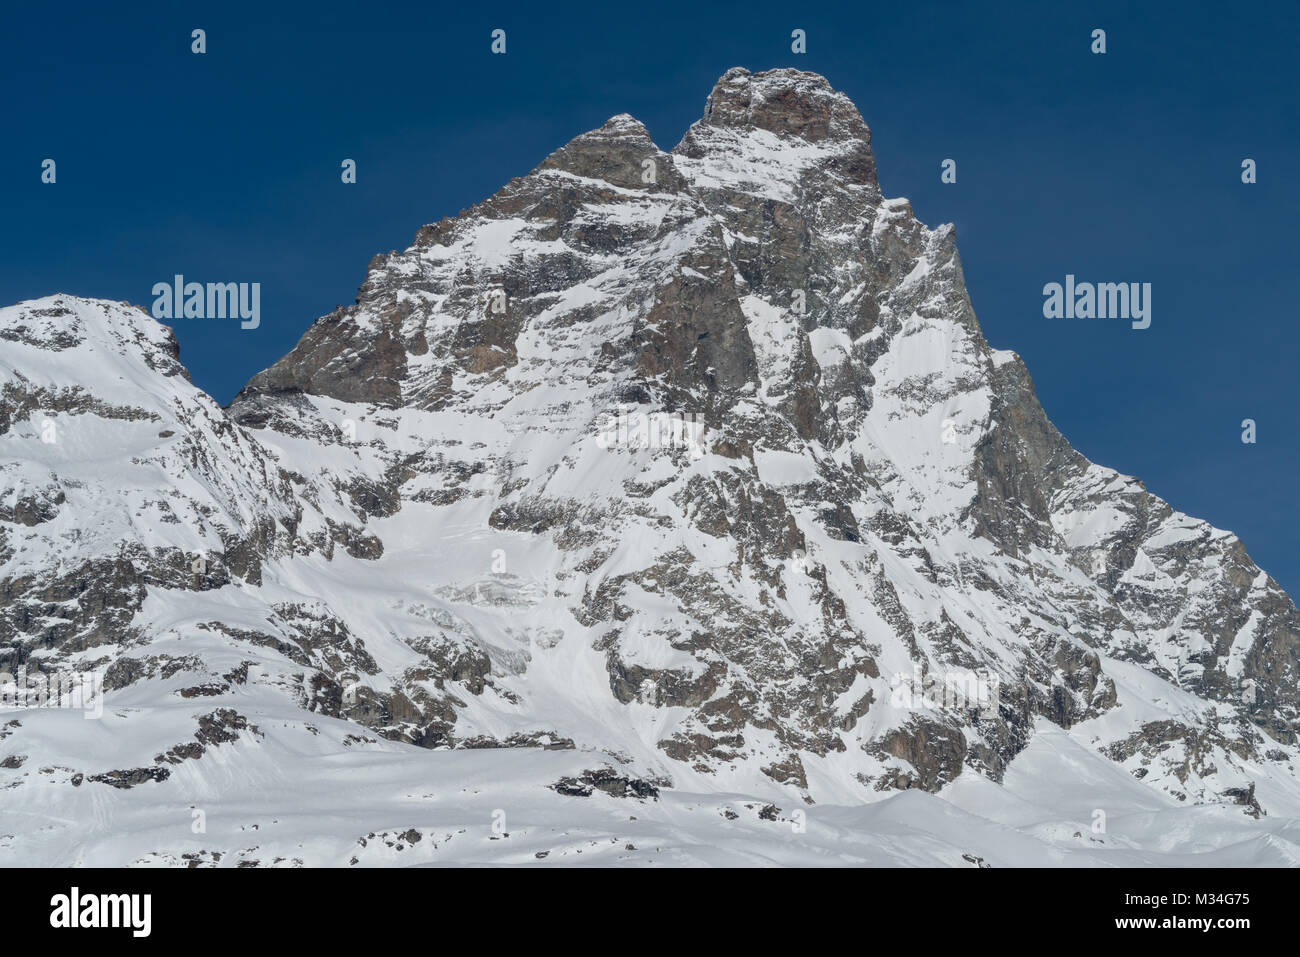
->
3, 67, 1299, 866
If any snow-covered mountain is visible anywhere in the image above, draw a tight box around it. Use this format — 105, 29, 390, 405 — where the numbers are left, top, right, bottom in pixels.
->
4, 67, 1300, 866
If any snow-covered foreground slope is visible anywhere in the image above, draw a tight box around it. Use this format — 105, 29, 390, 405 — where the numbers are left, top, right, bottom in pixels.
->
3, 68, 1300, 866
7, 700, 1300, 866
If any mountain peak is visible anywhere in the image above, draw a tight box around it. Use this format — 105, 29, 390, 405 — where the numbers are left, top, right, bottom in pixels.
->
698, 67, 872, 146
675, 67, 878, 192
536, 112, 681, 192
1, 295, 187, 380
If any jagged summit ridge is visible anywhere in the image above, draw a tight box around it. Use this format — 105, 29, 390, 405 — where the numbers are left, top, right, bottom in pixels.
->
231, 68, 901, 418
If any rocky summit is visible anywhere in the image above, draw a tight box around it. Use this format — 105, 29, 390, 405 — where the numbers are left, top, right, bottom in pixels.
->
3, 67, 1299, 866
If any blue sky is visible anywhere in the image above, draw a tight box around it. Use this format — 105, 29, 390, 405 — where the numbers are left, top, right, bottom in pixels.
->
3, 0, 1298, 597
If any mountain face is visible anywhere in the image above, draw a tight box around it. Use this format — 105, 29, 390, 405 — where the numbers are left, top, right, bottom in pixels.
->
3, 67, 1300, 866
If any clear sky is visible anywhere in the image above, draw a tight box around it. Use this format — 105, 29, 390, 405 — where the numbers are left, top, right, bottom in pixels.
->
3, 0, 1297, 597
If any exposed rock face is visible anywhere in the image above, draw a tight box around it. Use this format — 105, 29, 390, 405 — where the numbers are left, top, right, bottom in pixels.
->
3, 67, 1298, 841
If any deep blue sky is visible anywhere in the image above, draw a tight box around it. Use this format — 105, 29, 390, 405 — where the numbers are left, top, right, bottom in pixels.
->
3, 1, 1297, 597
